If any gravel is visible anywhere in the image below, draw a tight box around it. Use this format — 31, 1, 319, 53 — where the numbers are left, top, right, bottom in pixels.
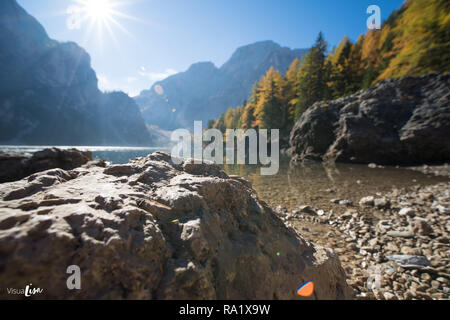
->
279, 181, 450, 300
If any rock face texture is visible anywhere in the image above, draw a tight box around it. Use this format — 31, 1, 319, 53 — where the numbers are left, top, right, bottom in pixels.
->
0, 148, 93, 183
290, 73, 450, 165
0, 152, 352, 300
0, 0, 151, 145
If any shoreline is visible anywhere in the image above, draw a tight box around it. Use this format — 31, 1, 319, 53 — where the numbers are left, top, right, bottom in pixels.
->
405, 164, 450, 178
1, 148, 449, 300
274, 178, 450, 300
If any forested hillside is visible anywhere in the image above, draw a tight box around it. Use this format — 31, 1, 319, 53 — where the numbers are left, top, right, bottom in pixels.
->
208, 0, 450, 146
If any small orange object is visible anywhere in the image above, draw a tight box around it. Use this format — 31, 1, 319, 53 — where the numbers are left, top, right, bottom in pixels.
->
297, 281, 314, 297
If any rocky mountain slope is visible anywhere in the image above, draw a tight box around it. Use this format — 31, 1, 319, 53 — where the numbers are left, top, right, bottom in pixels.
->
0, 151, 352, 299
290, 73, 450, 165
135, 41, 308, 130
0, 0, 152, 146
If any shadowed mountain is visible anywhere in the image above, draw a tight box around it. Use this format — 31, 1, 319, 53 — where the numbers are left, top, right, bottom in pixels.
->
0, 0, 152, 146
135, 41, 308, 130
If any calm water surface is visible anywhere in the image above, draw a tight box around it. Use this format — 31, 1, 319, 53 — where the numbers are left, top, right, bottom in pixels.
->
223, 157, 449, 211
2, 146, 448, 211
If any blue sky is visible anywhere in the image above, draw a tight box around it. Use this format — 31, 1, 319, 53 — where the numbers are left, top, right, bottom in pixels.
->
18, 0, 404, 97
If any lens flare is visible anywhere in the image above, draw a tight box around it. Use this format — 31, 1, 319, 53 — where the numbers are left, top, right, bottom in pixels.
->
297, 281, 314, 297
154, 85, 164, 95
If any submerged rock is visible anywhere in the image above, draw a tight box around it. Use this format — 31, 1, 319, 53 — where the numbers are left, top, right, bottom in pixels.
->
0, 152, 352, 300
359, 196, 375, 207
290, 73, 450, 164
374, 198, 390, 209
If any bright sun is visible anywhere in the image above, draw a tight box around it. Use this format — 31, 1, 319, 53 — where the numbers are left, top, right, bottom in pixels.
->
85, 0, 113, 21
67, 0, 136, 44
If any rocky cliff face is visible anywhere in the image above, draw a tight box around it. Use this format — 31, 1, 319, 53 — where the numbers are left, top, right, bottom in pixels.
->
0, 0, 151, 146
0, 152, 352, 300
135, 41, 308, 130
290, 73, 450, 165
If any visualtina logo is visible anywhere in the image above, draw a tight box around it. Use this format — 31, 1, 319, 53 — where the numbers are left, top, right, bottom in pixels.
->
6, 284, 44, 297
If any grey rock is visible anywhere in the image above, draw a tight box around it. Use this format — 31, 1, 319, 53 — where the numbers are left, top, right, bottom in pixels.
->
431, 281, 441, 289
436, 277, 448, 284
339, 200, 352, 206
398, 208, 416, 217
342, 209, 357, 219
386, 255, 432, 269
386, 230, 415, 238
410, 218, 433, 236
273, 206, 289, 218
0, 148, 92, 183
0, 152, 352, 300
436, 205, 450, 214
359, 196, 375, 207
298, 205, 317, 216
383, 292, 397, 300
0, 151, 31, 183
290, 73, 450, 165
374, 198, 390, 209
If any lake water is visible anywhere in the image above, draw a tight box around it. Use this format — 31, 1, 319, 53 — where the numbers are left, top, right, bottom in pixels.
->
224, 159, 449, 211
1, 146, 448, 211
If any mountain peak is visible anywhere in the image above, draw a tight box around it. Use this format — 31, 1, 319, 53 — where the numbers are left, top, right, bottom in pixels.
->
235, 40, 281, 51
224, 41, 282, 65
136, 41, 308, 130
186, 61, 218, 73
219, 40, 307, 80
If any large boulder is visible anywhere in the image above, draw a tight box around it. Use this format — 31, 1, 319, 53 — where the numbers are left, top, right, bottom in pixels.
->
0, 152, 352, 300
290, 73, 450, 164
0, 148, 92, 183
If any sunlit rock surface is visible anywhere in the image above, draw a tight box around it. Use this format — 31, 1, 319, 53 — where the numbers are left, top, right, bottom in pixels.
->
0, 152, 352, 300
290, 73, 450, 165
